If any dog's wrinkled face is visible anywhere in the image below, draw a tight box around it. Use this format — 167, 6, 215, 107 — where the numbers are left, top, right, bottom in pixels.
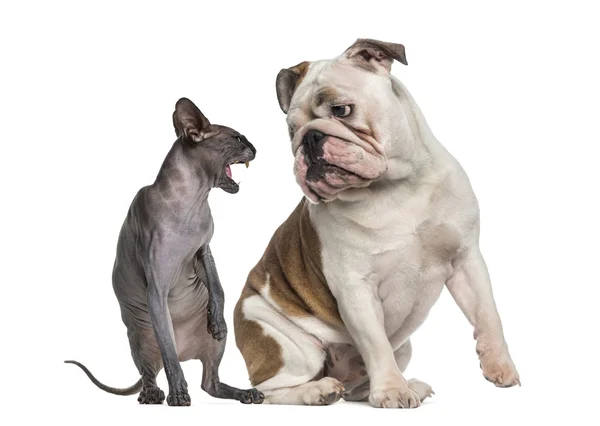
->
173, 98, 256, 194
276, 39, 408, 203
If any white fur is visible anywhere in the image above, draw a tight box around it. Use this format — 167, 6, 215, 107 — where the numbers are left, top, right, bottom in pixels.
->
259, 276, 352, 345
246, 50, 519, 407
309, 74, 519, 403
241, 294, 326, 391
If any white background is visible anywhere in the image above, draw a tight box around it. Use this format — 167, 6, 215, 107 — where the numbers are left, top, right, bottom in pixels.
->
1, 1, 599, 425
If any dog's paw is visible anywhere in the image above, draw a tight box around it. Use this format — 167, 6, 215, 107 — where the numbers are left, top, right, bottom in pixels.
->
369, 385, 421, 408
238, 388, 265, 404
138, 386, 165, 404
480, 354, 521, 387
207, 306, 227, 341
407, 378, 435, 402
302, 377, 345, 405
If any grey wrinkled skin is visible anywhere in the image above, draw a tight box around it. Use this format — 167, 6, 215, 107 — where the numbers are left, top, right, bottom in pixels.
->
65, 98, 263, 406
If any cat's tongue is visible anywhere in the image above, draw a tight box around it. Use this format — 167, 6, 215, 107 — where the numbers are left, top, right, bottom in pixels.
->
225, 165, 232, 179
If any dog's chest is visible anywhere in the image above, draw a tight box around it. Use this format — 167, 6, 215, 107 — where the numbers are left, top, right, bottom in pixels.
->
373, 232, 453, 342
313, 189, 462, 347
374, 218, 460, 333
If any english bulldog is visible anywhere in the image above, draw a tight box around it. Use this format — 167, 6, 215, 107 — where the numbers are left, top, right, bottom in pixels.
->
234, 39, 520, 408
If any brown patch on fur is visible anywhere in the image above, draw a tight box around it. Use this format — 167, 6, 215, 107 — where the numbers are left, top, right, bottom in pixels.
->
233, 289, 283, 386
315, 87, 340, 107
276, 61, 311, 114
291, 61, 310, 90
255, 199, 342, 325
234, 199, 343, 385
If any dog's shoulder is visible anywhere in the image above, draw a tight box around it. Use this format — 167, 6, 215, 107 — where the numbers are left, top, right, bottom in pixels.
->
236, 199, 343, 324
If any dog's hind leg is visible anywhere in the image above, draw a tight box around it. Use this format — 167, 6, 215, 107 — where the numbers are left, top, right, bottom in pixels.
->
262, 377, 346, 405
199, 337, 264, 404
234, 295, 345, 405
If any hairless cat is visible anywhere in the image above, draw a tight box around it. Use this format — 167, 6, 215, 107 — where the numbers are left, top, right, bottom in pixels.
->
65, 97, 263, 406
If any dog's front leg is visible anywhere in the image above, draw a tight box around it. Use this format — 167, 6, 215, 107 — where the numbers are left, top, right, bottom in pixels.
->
446, 245, 520, 387
200, 245, 227, 341
329, 275, 421, 408
145, 249, 190, 406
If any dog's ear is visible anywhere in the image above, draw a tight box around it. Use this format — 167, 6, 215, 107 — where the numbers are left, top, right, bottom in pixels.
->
344, 39, 407, 74
172, 98, 211, 142
276, 61, 311, 114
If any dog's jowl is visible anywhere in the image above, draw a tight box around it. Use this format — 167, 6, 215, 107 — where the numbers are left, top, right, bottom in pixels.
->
234, 39, 520, 408
66, 98, 263, 406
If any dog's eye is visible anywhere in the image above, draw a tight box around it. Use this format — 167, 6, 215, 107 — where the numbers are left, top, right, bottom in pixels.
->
331, 105, 352, 118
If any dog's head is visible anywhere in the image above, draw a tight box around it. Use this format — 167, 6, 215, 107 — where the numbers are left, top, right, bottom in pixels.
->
172, 98, 256, 194
276, 39, 409, 203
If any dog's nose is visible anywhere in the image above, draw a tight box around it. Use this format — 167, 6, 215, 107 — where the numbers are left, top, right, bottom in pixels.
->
303, 130, 326, 164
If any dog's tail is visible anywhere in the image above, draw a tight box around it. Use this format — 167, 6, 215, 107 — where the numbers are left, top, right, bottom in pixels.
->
64, 360, 142, 396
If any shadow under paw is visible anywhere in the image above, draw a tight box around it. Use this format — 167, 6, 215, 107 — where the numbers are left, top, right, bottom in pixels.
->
138, 387, 165, 404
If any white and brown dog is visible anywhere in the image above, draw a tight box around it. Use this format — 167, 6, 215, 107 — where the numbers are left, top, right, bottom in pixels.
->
234, 39, 520, 408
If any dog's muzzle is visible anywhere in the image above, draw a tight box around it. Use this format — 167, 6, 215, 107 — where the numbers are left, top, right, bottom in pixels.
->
293, 126, 388, 203
303, 130, 326, 164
